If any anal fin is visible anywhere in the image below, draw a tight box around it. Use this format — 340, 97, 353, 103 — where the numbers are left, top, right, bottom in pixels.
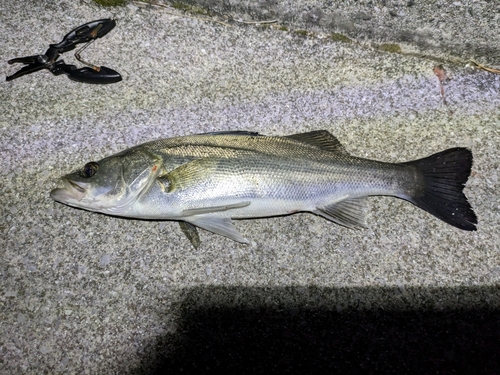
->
185, 215, 249, 244
315, 197, 368, 229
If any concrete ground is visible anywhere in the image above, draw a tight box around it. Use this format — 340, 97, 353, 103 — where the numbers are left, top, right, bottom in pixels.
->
1, 0, 499, 373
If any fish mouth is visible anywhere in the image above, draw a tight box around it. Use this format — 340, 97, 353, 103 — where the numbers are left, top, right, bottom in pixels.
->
50, 178, 89, 204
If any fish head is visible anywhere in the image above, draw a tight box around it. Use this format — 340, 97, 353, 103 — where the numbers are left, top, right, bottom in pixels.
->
50, 149, 163, 215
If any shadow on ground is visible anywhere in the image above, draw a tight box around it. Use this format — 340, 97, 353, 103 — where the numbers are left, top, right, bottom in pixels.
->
132, 285, 500, 374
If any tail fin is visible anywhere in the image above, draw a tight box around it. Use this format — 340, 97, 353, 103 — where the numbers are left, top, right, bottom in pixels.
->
403, 148, 477, 231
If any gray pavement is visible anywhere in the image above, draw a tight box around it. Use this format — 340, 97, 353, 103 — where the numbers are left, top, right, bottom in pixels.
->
1, 0, 499, 373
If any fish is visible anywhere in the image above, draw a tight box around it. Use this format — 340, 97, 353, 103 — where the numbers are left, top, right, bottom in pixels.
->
50, 130, 477, 247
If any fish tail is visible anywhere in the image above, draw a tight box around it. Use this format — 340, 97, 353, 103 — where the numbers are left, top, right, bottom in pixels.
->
403, 148, 477, 231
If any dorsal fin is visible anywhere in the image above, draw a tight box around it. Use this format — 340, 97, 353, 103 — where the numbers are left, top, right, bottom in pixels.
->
286, 130, 349, 154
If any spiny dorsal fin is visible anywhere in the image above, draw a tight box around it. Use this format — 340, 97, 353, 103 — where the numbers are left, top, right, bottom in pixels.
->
198, 131, 261, 137
286, 130, 349, 154
315, 197, 368, 229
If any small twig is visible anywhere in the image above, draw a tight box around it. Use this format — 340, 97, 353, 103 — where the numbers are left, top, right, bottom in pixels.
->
133, 0, 233, 28
470, 60, 500, 74
232, 18, 278, 25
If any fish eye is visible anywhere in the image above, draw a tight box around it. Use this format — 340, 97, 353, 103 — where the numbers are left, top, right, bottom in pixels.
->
80, 162, 99, 178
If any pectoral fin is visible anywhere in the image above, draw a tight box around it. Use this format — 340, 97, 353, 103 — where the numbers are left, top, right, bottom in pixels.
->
315, 197, 368, 229
182, 201, 251, 216
185, 215, 249, 244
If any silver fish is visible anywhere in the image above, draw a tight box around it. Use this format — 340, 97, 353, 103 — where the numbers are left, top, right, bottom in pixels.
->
50, 130, 477, 246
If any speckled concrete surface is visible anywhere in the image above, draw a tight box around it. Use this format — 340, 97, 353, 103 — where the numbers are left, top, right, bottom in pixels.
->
1, 0, 499, 373
176, 0, 500, 67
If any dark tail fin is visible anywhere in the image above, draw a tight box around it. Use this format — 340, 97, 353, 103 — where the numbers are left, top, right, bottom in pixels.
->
403, 148, 477, 231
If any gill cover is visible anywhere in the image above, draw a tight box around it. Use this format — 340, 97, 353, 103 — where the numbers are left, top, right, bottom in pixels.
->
52, 149, 163, 215
99, 149, 164, 214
